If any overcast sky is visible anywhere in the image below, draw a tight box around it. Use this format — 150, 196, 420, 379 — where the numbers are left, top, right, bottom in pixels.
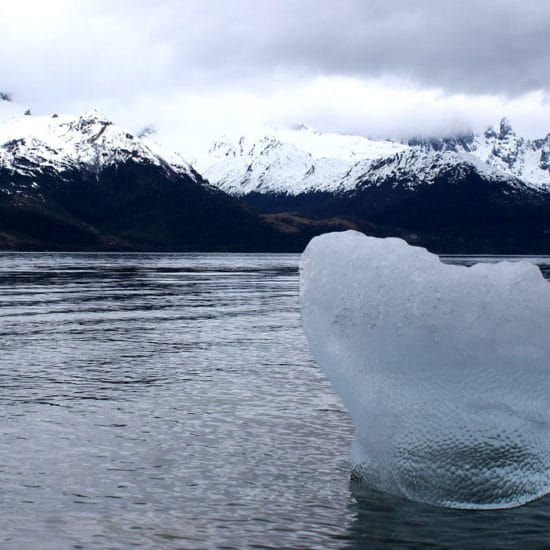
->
1, 0, 550, 154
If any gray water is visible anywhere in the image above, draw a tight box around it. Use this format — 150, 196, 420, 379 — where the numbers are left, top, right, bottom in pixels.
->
1, 252, 550, 549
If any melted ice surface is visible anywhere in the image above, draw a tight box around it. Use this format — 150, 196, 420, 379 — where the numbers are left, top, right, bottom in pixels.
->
300, 231, 550, 509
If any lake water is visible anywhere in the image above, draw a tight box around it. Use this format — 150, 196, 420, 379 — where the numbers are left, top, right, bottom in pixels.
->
1, 252, 550, 549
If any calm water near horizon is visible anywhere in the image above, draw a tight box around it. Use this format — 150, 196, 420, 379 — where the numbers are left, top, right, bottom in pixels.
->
1, 251, 550, 548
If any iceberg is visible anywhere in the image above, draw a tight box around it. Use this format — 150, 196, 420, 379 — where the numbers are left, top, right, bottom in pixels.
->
300, 231, 550, 509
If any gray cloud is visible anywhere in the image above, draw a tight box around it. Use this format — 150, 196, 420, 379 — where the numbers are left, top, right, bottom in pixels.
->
148, 0, 550, 94
1, 0, 550, 146
172, 0, 550, 95
3, 0, 550, 100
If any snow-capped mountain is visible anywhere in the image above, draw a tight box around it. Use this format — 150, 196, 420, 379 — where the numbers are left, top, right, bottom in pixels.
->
199, 125, 410, 195
196, 120, 550, 253
200, 120, 550, 196
0, 109, 200, 186
406, 118, 550, 188
0, 108, 288, 251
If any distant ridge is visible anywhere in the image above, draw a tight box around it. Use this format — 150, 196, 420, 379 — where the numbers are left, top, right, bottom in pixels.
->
201, 119, 550, 194
197, 121, 550, 253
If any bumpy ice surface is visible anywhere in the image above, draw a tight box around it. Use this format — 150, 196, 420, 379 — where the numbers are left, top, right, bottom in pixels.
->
300, 231, 550, 509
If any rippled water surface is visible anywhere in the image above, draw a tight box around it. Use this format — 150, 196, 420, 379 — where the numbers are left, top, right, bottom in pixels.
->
1, 252, 550, 549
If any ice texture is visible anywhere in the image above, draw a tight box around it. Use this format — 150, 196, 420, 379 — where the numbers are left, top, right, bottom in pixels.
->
300, 231, 550, 509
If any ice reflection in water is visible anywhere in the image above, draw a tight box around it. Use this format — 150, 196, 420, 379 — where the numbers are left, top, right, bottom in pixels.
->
1, 252, 549, 548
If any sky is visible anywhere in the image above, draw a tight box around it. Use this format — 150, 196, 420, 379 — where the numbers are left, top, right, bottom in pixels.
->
1, 0, 550, 156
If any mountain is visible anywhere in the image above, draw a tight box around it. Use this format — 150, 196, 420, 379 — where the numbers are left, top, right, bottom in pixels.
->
198, 121, 550, 252
200, 119, 550, 194
0, 109, 293, 251
3, 103, 549, 253
406, 118, 550, 188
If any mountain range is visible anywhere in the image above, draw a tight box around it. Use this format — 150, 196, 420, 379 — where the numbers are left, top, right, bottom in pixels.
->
0, 107, 299, 251
200, 119, 550, 195
1, 94, 549, 252
199, 120, 550, 251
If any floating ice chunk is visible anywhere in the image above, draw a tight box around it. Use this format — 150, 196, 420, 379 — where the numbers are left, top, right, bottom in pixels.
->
300, 231, 550, 509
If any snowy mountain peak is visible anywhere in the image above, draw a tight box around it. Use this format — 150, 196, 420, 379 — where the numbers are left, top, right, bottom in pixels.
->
200, 120, 550, 196
0, 109, 197, 182
72, 109, 113, 130
202, 125, 407, 166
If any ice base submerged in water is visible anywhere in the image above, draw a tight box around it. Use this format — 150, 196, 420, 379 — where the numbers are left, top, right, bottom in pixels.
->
300, 231, 550, 509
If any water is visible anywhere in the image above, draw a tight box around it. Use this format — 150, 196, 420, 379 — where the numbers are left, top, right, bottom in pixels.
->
1, 252, 550, 549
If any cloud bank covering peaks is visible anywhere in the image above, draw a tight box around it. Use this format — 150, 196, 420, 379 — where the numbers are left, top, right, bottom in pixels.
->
1, 0, 550, 155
